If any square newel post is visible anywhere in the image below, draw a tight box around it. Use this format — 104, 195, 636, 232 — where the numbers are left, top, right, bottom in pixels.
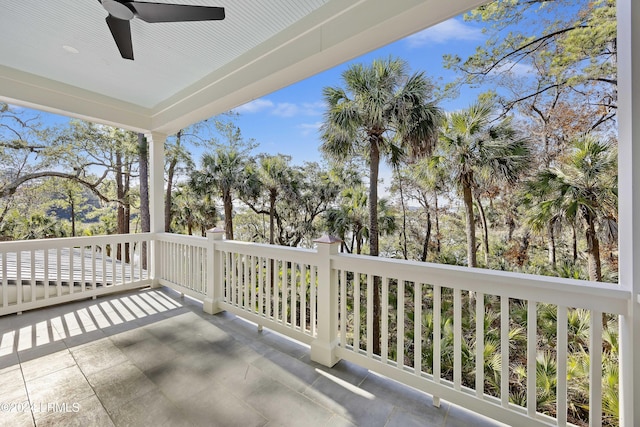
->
311, 234, 341, 367
146, 132, 166, 289
204, 227, 225, 314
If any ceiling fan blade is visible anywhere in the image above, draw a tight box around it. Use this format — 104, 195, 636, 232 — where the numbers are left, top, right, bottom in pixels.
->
128, 2, 225, 23
106, 15, 134, 60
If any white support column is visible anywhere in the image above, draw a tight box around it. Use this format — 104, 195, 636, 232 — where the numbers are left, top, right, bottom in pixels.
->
310, 235, 341, 367
146, 132, 167, 288
204, 227, 225, 314
616, 1, 639, 426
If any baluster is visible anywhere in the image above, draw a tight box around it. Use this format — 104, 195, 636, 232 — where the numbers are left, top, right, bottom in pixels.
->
557, 305, 568, 426
527, 300, 537, 417
16, 251, 22, 305
476, 292, 485, 398
282, 259, 288, 324
366, 273, 373, 357
414, 282, 422, 376
527, 300, 538, 418
590, 310, 603, 427
2, 252, 7, 307
69, 247, 74, 294
501, 296, 510, 408
381, 276, 389, 363
454, 288, 462, 390
433, 285, 441, 384
310, 265, 317, 336
29, 249, 35, 301
397, 279, 404, 368
340, 269, 346, 347
291, 263, 297, 329
44, 249, 50, 300
258, 256, 264, 317
354, 272, 361, 352
301, 264, 308, 332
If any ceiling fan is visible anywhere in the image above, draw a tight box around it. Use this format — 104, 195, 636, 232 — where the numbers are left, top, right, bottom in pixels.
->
99, 0, 225, 60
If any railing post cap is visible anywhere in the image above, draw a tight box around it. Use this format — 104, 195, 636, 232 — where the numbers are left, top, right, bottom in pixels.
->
207, 227, 225, 234
314, 234, 342, 244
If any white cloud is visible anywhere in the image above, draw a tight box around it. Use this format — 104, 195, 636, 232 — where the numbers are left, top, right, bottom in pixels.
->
298, 122, 323, 136
489, 60, 536, 77
233, 99, 274, 114
406, 19, 484, 47
272, 102, 299, 118
234, 98, 324, 118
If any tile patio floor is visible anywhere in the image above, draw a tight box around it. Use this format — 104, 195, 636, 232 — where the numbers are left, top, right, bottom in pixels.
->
0, 287, 507, 427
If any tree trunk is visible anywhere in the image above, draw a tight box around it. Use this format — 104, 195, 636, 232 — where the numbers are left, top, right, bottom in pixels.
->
421, 211, 431, 262
547, 223, 556, 270
584, 215, 602, 282
369, 136, 381, 356
462, 182, 477, 268
223, 189, 234, 240
138, 133, 150, 270
475, 197, 489, 266
434, 193, 441, 253
70, 195, 76, 237
398, 173, 408, 260
572, 224, 578, 263
269, 189, 276, 245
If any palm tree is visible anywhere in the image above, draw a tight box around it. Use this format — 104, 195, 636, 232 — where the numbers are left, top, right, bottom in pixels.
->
320, 57, 441, 354
439, 100, 531, 268
190, 147, 250, 240
252, 154, 294, 245
526, 134, 617, 281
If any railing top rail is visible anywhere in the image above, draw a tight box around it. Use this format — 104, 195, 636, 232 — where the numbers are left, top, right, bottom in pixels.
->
332, 253, 630, 315
155, 232, 208, 247
216, 240, 318, 265
0, 233, 152, 251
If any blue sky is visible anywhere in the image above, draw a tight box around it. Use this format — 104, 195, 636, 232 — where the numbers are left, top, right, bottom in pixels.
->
231, 16, 489, 165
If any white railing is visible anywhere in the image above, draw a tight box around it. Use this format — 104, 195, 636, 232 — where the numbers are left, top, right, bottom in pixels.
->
0, 231, 632, 426
214, 239, 320, 345
155, 233, 209, 300
0, 233, 152, 316
332, 254, 629, 427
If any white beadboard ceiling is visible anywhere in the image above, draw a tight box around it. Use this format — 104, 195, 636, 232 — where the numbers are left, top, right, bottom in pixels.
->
0, 0, 488, 135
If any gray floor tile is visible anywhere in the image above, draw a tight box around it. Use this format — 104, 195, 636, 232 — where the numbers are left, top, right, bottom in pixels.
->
35, 394, 114, 427
0, 406, 34, 427
245, 379, 334, 427
109, 388, 183, 427
386, 407, 446, 427
20, 349, 76, 381
87, 362, 157, 414
173, 380, 268, 427
70, 338, 128, 376
303, 373, 394, 427
359, 371, 449, 423
444, 403, 508, 427
25, 365, 95, 420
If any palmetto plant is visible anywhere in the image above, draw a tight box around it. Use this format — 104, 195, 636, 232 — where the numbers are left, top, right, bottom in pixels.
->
525, 133, 617, 281
321, 57, 441, 355
439, 100, 531, 267
190, 147, 251, 240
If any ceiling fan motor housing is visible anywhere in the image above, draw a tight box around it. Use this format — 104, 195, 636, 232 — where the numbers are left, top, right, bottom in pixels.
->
102, 0, 135, 20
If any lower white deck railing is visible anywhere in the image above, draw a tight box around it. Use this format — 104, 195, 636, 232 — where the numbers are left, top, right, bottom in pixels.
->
0, 233, 152, 316
1, 231, 632, 426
